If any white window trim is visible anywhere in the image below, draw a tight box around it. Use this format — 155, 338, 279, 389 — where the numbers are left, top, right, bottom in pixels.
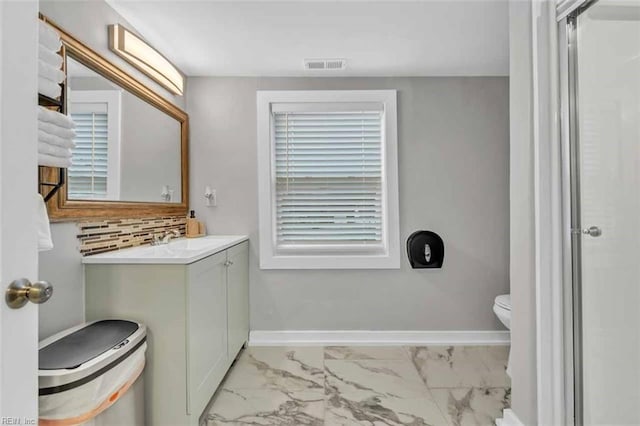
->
68, 90, 122, 200
257, 90, 400, 270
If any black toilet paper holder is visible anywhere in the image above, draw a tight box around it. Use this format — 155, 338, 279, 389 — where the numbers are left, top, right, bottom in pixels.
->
406, 230, 445, 269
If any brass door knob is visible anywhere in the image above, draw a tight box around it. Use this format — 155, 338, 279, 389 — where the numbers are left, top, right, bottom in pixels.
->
5, 278, 53, 309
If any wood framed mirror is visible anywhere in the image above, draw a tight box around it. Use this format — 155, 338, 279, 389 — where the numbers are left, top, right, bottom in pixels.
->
39, 16, 188, 221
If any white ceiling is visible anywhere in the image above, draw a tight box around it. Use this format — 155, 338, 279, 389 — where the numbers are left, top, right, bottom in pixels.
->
107, 0, 509, 77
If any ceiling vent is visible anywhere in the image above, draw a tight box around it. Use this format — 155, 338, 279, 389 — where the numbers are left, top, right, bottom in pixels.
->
304, 59, 346, 71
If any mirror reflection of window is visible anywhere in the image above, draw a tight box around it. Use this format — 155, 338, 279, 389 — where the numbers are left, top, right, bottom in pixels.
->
68, 92, 121, 200
64, 55, 183, 204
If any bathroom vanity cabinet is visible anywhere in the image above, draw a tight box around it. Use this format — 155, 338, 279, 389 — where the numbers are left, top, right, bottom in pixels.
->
84, 238, 249, 426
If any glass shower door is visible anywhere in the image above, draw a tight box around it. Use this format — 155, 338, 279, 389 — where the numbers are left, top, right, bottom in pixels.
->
571, 1, 640, 424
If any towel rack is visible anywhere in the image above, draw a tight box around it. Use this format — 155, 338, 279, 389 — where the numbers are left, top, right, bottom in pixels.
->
38, 93, 63, 109
39, 167, 65, 202
38, 45, 67, 204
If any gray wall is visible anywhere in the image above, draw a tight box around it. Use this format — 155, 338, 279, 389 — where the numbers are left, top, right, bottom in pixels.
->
508, 0, 537, 424
38, 0, 185, 339
188, 76, 510, 331
38, 223, 84, 339
119, 90, 182, 202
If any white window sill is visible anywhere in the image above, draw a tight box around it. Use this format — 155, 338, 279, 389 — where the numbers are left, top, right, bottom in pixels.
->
260, 253, 401, 270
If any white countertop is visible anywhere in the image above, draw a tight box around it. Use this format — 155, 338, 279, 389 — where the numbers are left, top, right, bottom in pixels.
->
82, 235, 249, 265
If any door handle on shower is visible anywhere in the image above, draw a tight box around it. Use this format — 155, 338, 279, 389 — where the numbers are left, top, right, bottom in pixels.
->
582, 226, 602, 237
571, 226, 602, 237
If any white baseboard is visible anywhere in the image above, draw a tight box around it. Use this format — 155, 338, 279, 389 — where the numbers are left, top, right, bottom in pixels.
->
249, 330, 510, 347
496, 409, 525, 426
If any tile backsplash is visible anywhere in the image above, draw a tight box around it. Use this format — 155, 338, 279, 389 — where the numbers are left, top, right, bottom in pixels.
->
78, 216, 186, 256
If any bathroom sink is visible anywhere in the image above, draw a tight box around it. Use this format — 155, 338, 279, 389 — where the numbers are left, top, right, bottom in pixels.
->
82, 235, 249, 265
167, 236, 239, 251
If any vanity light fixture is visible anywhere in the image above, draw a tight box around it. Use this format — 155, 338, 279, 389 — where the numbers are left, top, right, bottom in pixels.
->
108, 24, 184, 95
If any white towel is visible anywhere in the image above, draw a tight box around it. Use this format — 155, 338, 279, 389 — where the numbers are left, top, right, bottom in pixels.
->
36, 194, 54, 251
38, 130, 75, 149
38, 21, 61, 52
38, 77, 61, 99
38, 153, 72, 168
38, 142, 72, 159
38, 106, 75, 129
39, 45, 63, 68
35, 194, 54, 251
38, 60, 65, 84
38, 121, 76, 140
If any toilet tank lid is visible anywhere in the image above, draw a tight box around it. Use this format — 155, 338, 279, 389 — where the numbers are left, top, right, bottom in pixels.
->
494, 294, 511, 310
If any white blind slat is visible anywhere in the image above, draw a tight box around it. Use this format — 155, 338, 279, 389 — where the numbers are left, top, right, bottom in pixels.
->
274, 110, 384, 245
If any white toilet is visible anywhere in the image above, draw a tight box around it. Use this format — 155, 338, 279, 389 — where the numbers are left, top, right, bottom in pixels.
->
493, 294, 511, 329
493, 294, 512, 377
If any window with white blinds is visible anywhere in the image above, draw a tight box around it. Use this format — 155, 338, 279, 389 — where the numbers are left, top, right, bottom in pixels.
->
257, 90, 400, 269
274, 110, 383, 246
67, 90, 121, 200
68, 111, 109, 199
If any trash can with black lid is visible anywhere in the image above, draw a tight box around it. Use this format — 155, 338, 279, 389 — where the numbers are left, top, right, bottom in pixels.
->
38, 319, 147, 425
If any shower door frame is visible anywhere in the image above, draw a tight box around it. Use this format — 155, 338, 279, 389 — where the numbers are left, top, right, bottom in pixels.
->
566, 8, 583, 425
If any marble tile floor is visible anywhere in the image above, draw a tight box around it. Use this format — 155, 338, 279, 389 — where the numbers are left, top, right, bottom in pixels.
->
204, 345, 510, 426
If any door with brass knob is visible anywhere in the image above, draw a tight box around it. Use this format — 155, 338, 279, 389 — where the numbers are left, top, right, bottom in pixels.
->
5, 278, 53, 309
0, 3, 41, 420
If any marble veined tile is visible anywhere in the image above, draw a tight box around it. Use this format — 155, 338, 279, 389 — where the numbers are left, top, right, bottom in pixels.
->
325, 394, 449, 426
475, 346, 509, 368
471, 346, 510, 388
325, 359, 445, 425
408, 347, 506, 388
325, 346, 410, 361
430, 387, 510, 426
325, 359, 430, 400
205, 346, 510, 426
222, 347, 324, 392
206, 388, 324, 426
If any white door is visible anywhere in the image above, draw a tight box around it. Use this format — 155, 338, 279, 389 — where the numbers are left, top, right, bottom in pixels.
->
0, 0, 40, 422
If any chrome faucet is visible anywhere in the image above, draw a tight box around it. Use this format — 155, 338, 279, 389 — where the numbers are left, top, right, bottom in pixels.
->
151, 229, 181, 245
162, 229, 181, 244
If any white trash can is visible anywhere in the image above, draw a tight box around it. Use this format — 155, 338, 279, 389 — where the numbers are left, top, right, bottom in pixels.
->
38, 320, 147, 426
